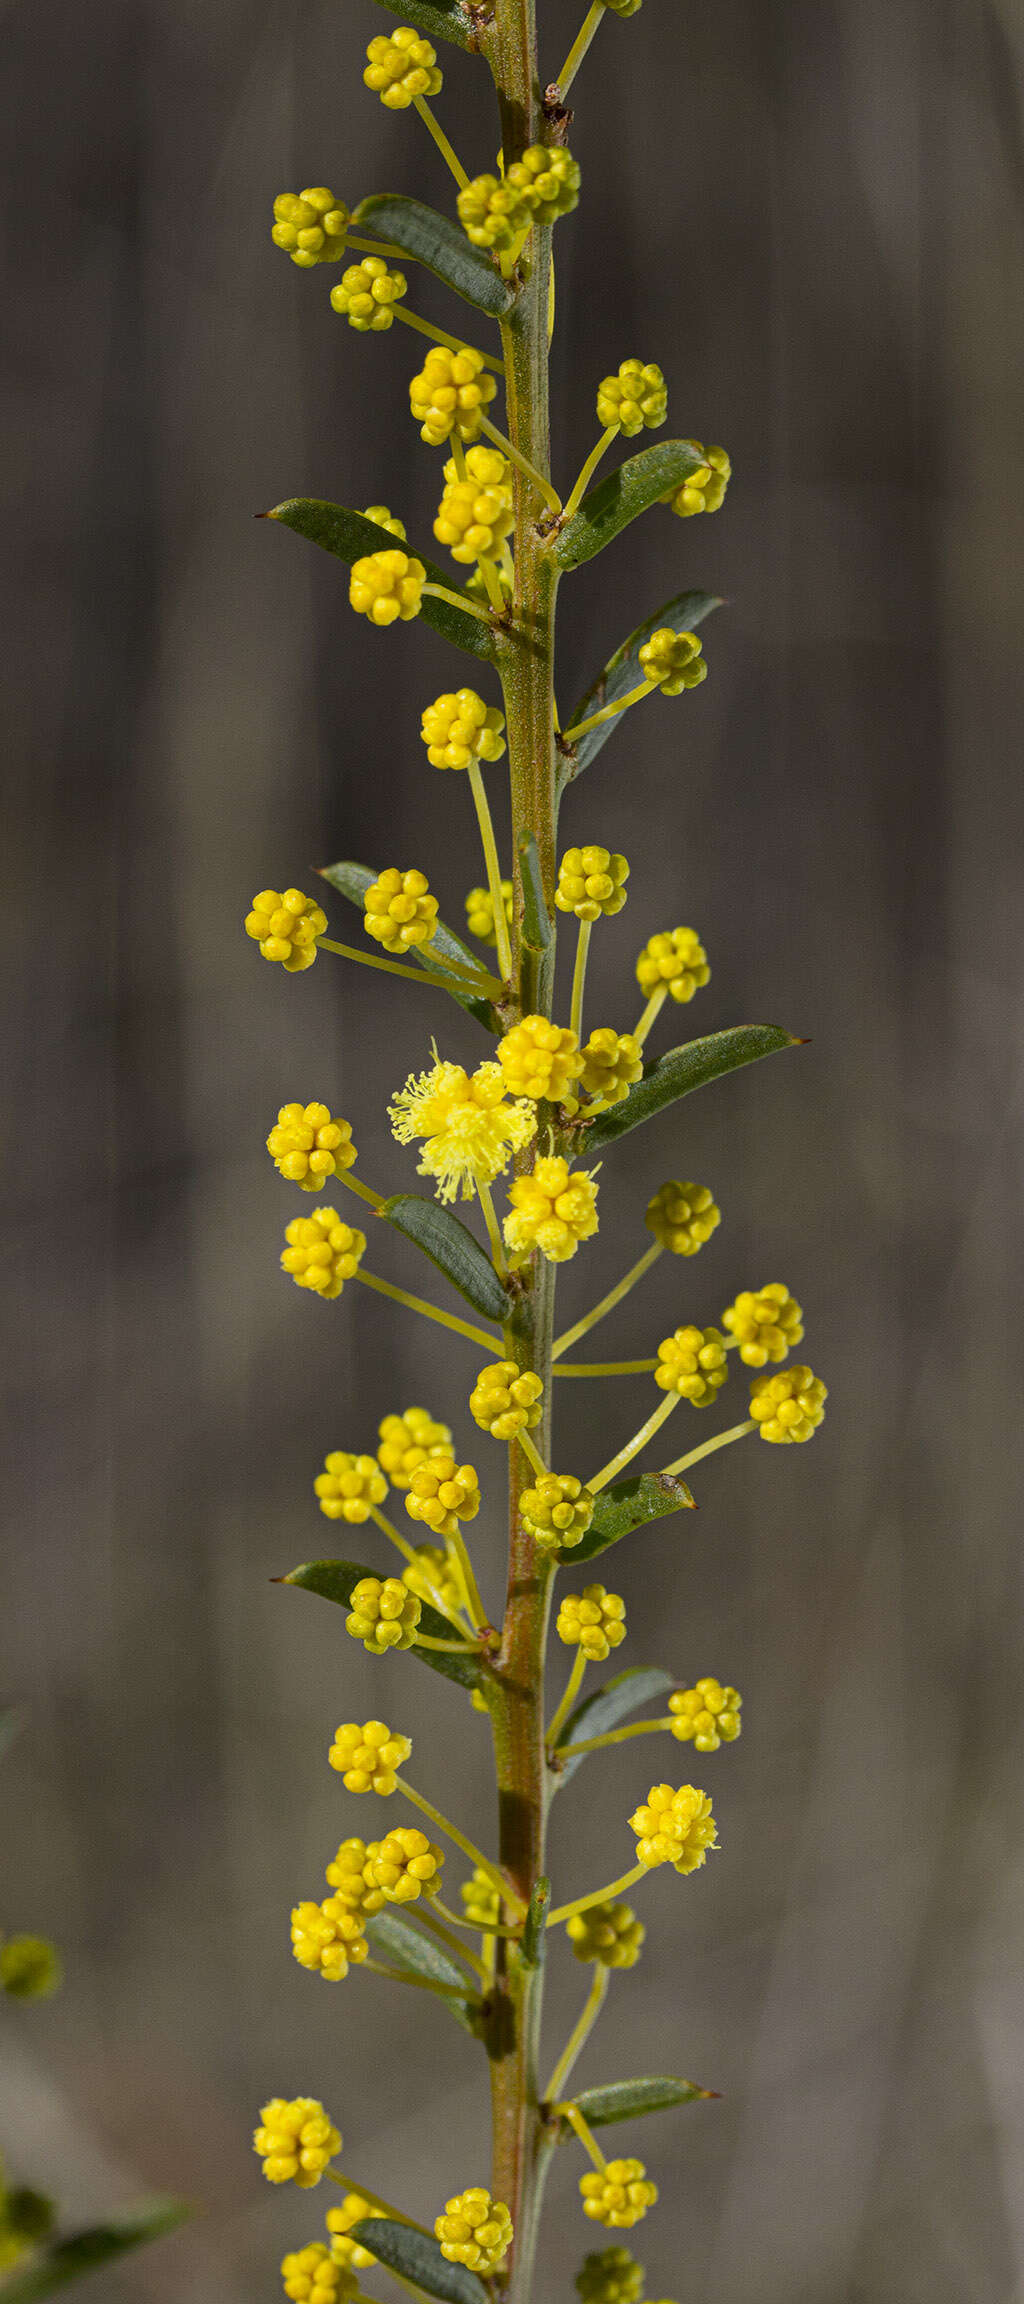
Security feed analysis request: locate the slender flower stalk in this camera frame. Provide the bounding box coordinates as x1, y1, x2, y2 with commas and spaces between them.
564, 678, 656, 746
353, 1269, 497, 1350
325, 2169, 429, 2235
394, 1778, 526, 1915
557, 0, 608, 95
553, 1358, 660, 1377
545, 1647, 587, 1751
412, 94, 470, 189
633, 984, 669, 1046
588, 1391, 681, 1494
569, 916, 592, 1042
391, 302, 506, 372
367, 1503, 472, 1633
552, 1244, 663, 1361
468, 758, 514, 982
562, 422, 619, 519
547, 1867, 649, 1929
317, 933, 497, 993
556, 1716, 677, 1761
662, 1419, 757, 1477
543, 1965, 609, 2104
478, 415, 562, 512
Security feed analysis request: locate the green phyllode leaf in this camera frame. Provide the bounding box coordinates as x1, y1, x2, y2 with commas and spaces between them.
556, 1665, 678, 1787
517, 832, 554, 952
561, 1472, 695, 1568
0, 2201, 189, 2304
370, 0, 478, 50
584, 1025, 802, 1147
266, 504, 494, 664
553, 442, 716, 572
519, 1875, 551, 1967
354, 195, 515, 318
382, 1195, 512, 1327
349, 2221, 489, 2304
281, 1561, 484, 1692
569, 2076, 716, 2127
364, 1909, 479, 2032
318, 860, 498, 1032
565, 589, 723, 775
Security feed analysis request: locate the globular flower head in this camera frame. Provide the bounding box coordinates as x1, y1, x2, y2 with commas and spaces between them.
723, 1283, 804, 1366
272, 188, 348, 267
268, 1104, 357, 1192
457, 173, 532, 250
363, 505, 406, 539
635, 926, 710, 1003
324, 1837, 376, 1913
281, 2243, 357, 2304
470, 1360, 544, 1440
254, 2099, 341, 2188
246, 888, 327, 971
377, 1406, 453, 1489
389, 1058, 536, 1205
669, 1679, 742, 1752
596, 361, 667, 437
465, 880, 514, 946
576, 2246, 646, 2304
629, 1782, 717, 1873
580, 2161, 657, 2230
345, 1575, 422, 1653
645, 1179, 720, 1255
519, 1472, 594, 1550
505, 1158, 599, 1265
421, 689, 506, 769
666, 442, 731, 518
750, 1364, 827, 1443
326, 2197, 377, 2273
434, 456, 514, 566
330, 258, 406, 331
409, 346, 497, 447
281, 1210, 366, 1299
506, 145, 581, 225
364, 866, 438, 953
655, 1325, 728, 1407
566, 1901, 645, 1970
578, 1029, 643, 1109
328, 1719, 411, 1794
497, 1016, 585, 1103
363, 27, 442, 107
557, 1585, 626, 1662
556, 846, 630, 921
290, 1897, 368, 1982
603, 0, 643, 13
406, 1454, 481, 1536
0, 1935, 61, 1999
402, 1543, 463, 1614
314, 1451, 388, 1524
364, 1826, 443, 1903
461, 1867, 501, 1930
436, 2190, 513, 2274
638, 627, 706, 694
349, 550, 425, 625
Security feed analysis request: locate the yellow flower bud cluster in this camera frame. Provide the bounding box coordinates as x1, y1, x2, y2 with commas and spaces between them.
390, 1058, 536, 1204
457, 174, 532, 250
723, 1283, 804, 1365
290, 1897, 369, 1981
556, 1585, 626, 1662
246, 888, 327, 971
603, 0, 643, 12
669, 1680, 741, 1751
314, 1451, 387, 1523
363, 505, 406, 538
269, 1104, 356, 1191
328, 1719, 411, 1793
272, 189, 348, 266
406, 1455, 481, 1535
435, 2190, 513, 2274
497, 1016, 585, 1102
505, 1158, 599, 1264
349, 549, 425, 625
556, 846, 630, 921
324, 1837, 376, 1912
506, 145, 581, 225
330, 258, 406, 331
410, 347, 497, 446
638, 627, 706, 694
566, 1901, 645, 1969
466, 880, 513, 945
377, 1406, 452, 1488
281, 2244, 356, 2303
461, 1867, 501, 1929
654, 1325, 728, 1406
519, 1472, 594, 1550
254, 2099, 341, 2187
580, 2161, 657, 2230
363, 28, 442, 106
364, 867, 438, 953
421, 689, 506, 769
576, 2247, 646, 2304
281, 1210, 366, 1298
635, 927, 710, 1003
596, 361, 667, 436
365, 1827, 443, 1902
629, 1783, 717, 1873
470, 1360, 544, 1439
326, 2197, 377, 2272
0, 1936, 61, 1998
667, 443, 731, 518
644, 1179, 720, 1254
578, 1029, 643, 1108
345, 1575, 422, 1653
402, 1544, 463, 1612
750, 1365, 827, 1442
434, 448, 514, 564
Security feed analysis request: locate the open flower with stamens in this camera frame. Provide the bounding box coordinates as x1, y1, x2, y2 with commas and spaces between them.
389, 1057, 535, 1204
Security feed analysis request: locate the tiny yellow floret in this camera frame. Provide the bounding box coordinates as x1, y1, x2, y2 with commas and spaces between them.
629, 1783, 717, 1873
281, 2242, 356, 2304
470, 1360, 544, 1440
638, 628, 706, 694
596, 361, 667, 436
406, 1454, 481, 1536
434, 449, 514, 564
281, 1209, 365, 1298
363, 1826, 443, 1903
635, 927, 710, 1003
363, 505, 406, 539
290, 1897, 369, 1982
345, 1575, 422, 1653
326, 2197, 377, 2272
457, 174, 532, 250
363, 27, 442, 107
402, 1543, 464, 1613
505, 1157, 599, 1264
254, 2098, 341, 2188
580, 2161, 657, 2230
465, 880, 513, 946
497, 1017, 585, 1103
578, 1030, 643, 1109
576, 2246, 646, 2304
330, 258, 407, 331
669, 1680, 742, 1751
328, 1719, 411, 1794
324, 1837, 376, 1913
314, 1451, 387, 1523
749, 1364, 827, 1442
0, 1936, 61, 1999
349, 550, 426, 625
435, 2189, 513, 2275
722, 1283, 804, 1366
377, 1406, 453, 1488
566, 1901, 645, 1970
644, 1180, 720, 1254
519, 1472, 594, 1550
390, 1058, 536, 1204
556, 846, 630, 921
246, 888, 327, 971
655, 1325, 728, 1407
272, 188, 348, 267
666, 442, 731, 518
409, 346, 497, 447
364, 866, 438, 954
421, 690, 506, 769
556, 1586, 626, 1663
461, 1868, 502, 1930
505, 145, 581, 224
268, 1104, 357, 1192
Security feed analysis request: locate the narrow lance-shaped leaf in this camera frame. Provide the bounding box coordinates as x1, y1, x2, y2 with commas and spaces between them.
553, 441, 713, 572
354, 195, 515, 319
265, 503, 494, 664
517, 830, 553, 952
382, 1194, 512, 1327
584, 1025, 802, 1147
318, 860, 498, 1033
349, 2221, 489, 2304
556, 1665, 678, 1787
280, 1561, 484, 1692
520, 1875, 551, 1967
564, 589, 723, 776
568, 2076, 717, 2127
561, 1472, 695, 1569
370, 0, 478, 50
364, 1909, 479, 2033
0, 2203, 190, 2304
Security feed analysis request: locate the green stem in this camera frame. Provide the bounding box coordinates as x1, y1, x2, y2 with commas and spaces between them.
479, 415, 562, 512
588, 1389, 681, 1493
662, 1418, 756, 1476
556, 1715, 674, 1760
421, 581, 496, 624
556, 0, 606, 93
547, 1863, 648, 1927
633, 983, 668, 1047
563, 677, 656, 745
412, 93, 471, 189
430, 1893, 523, 1941
336, 1169, 386, 1211
477, 1177, 509, 1276
448, 1524, 490, 1632
395, 1779, 526, 1913
569, 915, 592, 1042
558, 2102, 607, 2172
542, 1964, 609, 2103
468, 758, 514, 983
353, 1268, 498, 1351
516, 1426, 548, 1478
552, 1358, 659, 1377
317, 934, 492, 993
562, 423, 619, 520
545, 1646, 587, 1751
415, 1633, 484, 1652
552, 1242, 662, 1361
392, 302, 506, 373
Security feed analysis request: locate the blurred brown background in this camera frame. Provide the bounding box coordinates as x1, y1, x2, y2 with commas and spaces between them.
3, 1, 1023, 2299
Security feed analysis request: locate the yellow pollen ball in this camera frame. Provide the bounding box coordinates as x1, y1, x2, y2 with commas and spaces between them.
629, 1782, 717, 1873
497, 1015, 584, 1102
281, 1209, 366, 1299
635, 927, 710, 1003
579, 2161, 658, 2230
377, 1406, 453, 1488
363, 1826, 443, 1903
345, 1575, 421, 1654
556, 845, 630, 920
669, 1679, 742, 1752
644, 1180, 720, 1254
504, 1157, 599, 1265
566, 1901, 645, 1969
665, 441, 731, 518
328, 1719, 411, 1793
409, 346, 497, 447
246, 887, 327, 971
271, 188, 349, 267
654, 1325, 728, 1407
290, 1897, 369, 1981
465, 879, 513, 946
281, 2243, 356, 2304
749, 1364, 827, 1442
326, 2197, 377, 2272
470, 1360, 544, 1439
576, 2247, 647, 2304
519, 1472, 594, 1550
638, 627, 706, 694
330, 257, 407, 331
421, 689, 506, 769
405, 1454, 481, 1536
556, 1585, 626, 1662
389, 1057, 536, 1205
435, 2189, 513, 2275
722, 1283, 804, 1366
596, 361, 667, 437
314, 1451, 387, 1523
363, 867, 438, 954
254, 2098, 341, 2188
363, 28, 442, 107
268, 1102, 356, 1191
349, 550, 425, 626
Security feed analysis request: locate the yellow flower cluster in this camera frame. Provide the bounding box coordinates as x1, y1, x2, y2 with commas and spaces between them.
596, 361, 667, 436
0, 1936, 61, 1998
364, 866, 438, 953
578, 1029, 643, 1108
667, 443, 731, 518
556, 1585, 626, 1662
268, 1103, 356, 1191
505, 144, 581, 225
457, 174, 531, 250
326, 2197, 376, 2273
349, 549, 426, 625
363, 27, 442, 106
654, 1325, 728, 1406
644, 1179, 720, 1255
497, 1015, 584, 1101
328, 1719, 411, 1793
329, 258, 406, 330
406, 1455, 481, 1535
750, 1365, 827, 1443
281, 2244, 355, 2304
466, 880, 513, 945
434, 448, 514, 564
723, 1283, 803, 1365
290, 1897, 368, 1982
390, 1058, 535, 1203
555, 846, 630, 920
576, 2247, 646, 2304
470, 1360, 544, 1439
314, 1452, 387, 1522
635, 927, 710, 1003
325, 1837, 377, 1912
580, 2161, 657, 2230
254, 2099, 341, 2188
566, 1901, 645, 1969
603, 0, 643, 13
435, 2190, 513, 2274
638, 628, 706, 693
345, 1575, 421, 1653
246, 888, 327, 971
519, 1472, 594, 1549
421, 688, 506, 769
282, 1211, 366, 1298
629, 1783, 717, 1873
505, 1157, 599, 1263
365, 1827, 443, 1903
363, 505, 406, 538
669, 1680, 742, 1751
272, 189, 348, 266
410, 347, 497, 446
461, 1867, 501, 1929
402, 1544, 463, 1612
377, 1406, 452, 1487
